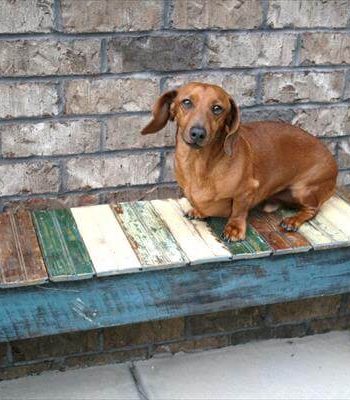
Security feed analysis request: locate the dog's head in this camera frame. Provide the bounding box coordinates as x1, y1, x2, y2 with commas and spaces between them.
141, 82, 240, 156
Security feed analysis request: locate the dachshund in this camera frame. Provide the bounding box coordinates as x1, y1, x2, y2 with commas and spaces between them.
141, 82, 338, 241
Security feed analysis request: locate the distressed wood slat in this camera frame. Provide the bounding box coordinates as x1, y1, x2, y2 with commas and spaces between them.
151, 199, 219, 264
207, 217, 272, 259
0, 211, 48, 288
317, 196, 350, 238
71, 205, 141, 276
112, 202, 188, 269
176, 198, 232, 262
32, 209, 94, 281
249, 211, 295, 255
267, 211, 312, 253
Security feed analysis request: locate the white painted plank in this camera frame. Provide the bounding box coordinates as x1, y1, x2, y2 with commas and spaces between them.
298, 221, 337, 250
151, 199, 218, 265
318, 196, 350, 238
176, 198, 232, 262
71, 205, 141, 276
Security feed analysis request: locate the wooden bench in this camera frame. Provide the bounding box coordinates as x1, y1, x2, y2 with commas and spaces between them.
1, 188, 350, 343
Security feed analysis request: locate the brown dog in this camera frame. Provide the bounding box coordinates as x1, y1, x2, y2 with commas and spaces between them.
141, 82, 338, 241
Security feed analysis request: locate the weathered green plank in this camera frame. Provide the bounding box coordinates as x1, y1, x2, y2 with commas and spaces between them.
32, 209, 94, 281
207, 217, 271, 259
114, 202, 189, 269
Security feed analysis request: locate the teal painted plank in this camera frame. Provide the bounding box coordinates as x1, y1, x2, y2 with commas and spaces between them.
32, 209, 94, 281
1, 246, 350, 342
114, 202, 189, 269
207, 217, 272, 259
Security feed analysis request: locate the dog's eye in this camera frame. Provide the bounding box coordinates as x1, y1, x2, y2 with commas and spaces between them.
182, 99, 193, 109
212, 105, 223, 115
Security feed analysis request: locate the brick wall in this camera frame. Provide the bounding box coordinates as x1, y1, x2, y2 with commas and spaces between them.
0, 0, 349, 210
1, 294, 350, 380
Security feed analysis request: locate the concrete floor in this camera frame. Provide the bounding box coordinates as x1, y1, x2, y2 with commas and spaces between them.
1, 331, 350, 400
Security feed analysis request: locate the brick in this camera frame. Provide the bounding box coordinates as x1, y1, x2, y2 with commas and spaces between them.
300, 33, 350, 65
60, 0, 161, 33
0, 343, 8, 368
103, 184, 182, 204
108, 35, 204, 73
242, 108, 296, 124
188, 306, 265, 336
0, 0, 54, 33
292, 107, 350, 137
162, 151, 176, 182
11, 331, 100, 363
310, 316, 350, 335
267, 0, 349, 28
65, 153, 161, 191
64, 348, 148, 369
104, 318, 184, 349
172, 0, 263, 29
1, 120, 101, 158
0, 360, 62, 381
65, 78, 159, 115
0, 82, 58, 119
207, 33, 296, 68
266, 296, 342, 325
338, 139, 350, 169
321, 139, 337, 157
153, 336, 229, 356
0, 161, 60, 196
337, 170, 350, 186
0, 40, 100, 77
164, 72, 256, 107
263, 71, 345, 104
105, 115, 176, 151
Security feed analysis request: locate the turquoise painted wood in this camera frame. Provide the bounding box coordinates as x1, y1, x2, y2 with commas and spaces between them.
32, 209, 94, 281
2, 246, 349, 342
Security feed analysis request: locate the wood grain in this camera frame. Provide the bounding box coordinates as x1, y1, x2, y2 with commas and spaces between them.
71, 205, 141, 276
207, 217, 272, 259
113, 202, 188, 269
0, 211, 48, 287
318, 196, 350, 238
32, 209, 94, 281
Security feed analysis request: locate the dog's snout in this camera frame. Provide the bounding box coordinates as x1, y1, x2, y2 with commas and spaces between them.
190, 126, 207, 143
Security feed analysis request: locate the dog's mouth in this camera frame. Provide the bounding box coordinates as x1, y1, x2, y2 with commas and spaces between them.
183, 140, 203, 150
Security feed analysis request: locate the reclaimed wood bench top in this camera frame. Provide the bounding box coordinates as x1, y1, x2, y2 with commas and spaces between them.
1, 188, 350, 289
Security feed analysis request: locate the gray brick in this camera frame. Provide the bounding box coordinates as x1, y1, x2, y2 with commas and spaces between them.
337, 170, 350, 186
0, 40, 100, 77
164, 72, 256, 107
0, 0, 54, 33
105, 115, 176, 151
338, 139, 350, 169
1, 120, 101, 158
207, 33, 296, 68
60, 0, 162, 33
0, 161, 60, 196
65, 78, 159, 115
300, 33, 350, 65
263, 71, 345, 104
267, 0, 349, 28
162, 150, 175, 182
172, 0, 263, 29
0, 83, 59, 119
65, 153, 161, 190
242, 109, 296, 124
108, 35, 204, 73
292, 107, 350, 137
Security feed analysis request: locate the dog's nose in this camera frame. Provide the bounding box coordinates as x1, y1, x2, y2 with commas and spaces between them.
189, 126, 207, 143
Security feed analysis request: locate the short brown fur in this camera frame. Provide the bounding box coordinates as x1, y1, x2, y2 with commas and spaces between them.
142, 82, 338, 241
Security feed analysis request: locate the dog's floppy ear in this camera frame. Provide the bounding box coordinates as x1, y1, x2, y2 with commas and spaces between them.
224, 97, 240, 156
141, 90, 178, 135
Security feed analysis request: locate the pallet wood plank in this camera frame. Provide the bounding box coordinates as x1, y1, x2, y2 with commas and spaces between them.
112, 202, 188, 269
207, 217, 272, 259
0, 211, 48, 287
71, 205, 141, 276
249, 211, 295, 255
151, 199, 219, 264
317, 196, 350, 238
176, 198, 232, 262
32, 209, 94, 281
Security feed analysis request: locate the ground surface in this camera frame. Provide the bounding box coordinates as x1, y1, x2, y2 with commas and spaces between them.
1, 331, 350, 400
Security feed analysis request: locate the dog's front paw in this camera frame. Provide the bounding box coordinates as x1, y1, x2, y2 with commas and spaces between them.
185, 208, 206, 220
280, 216, 299, 232
223, 223, 246, 242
